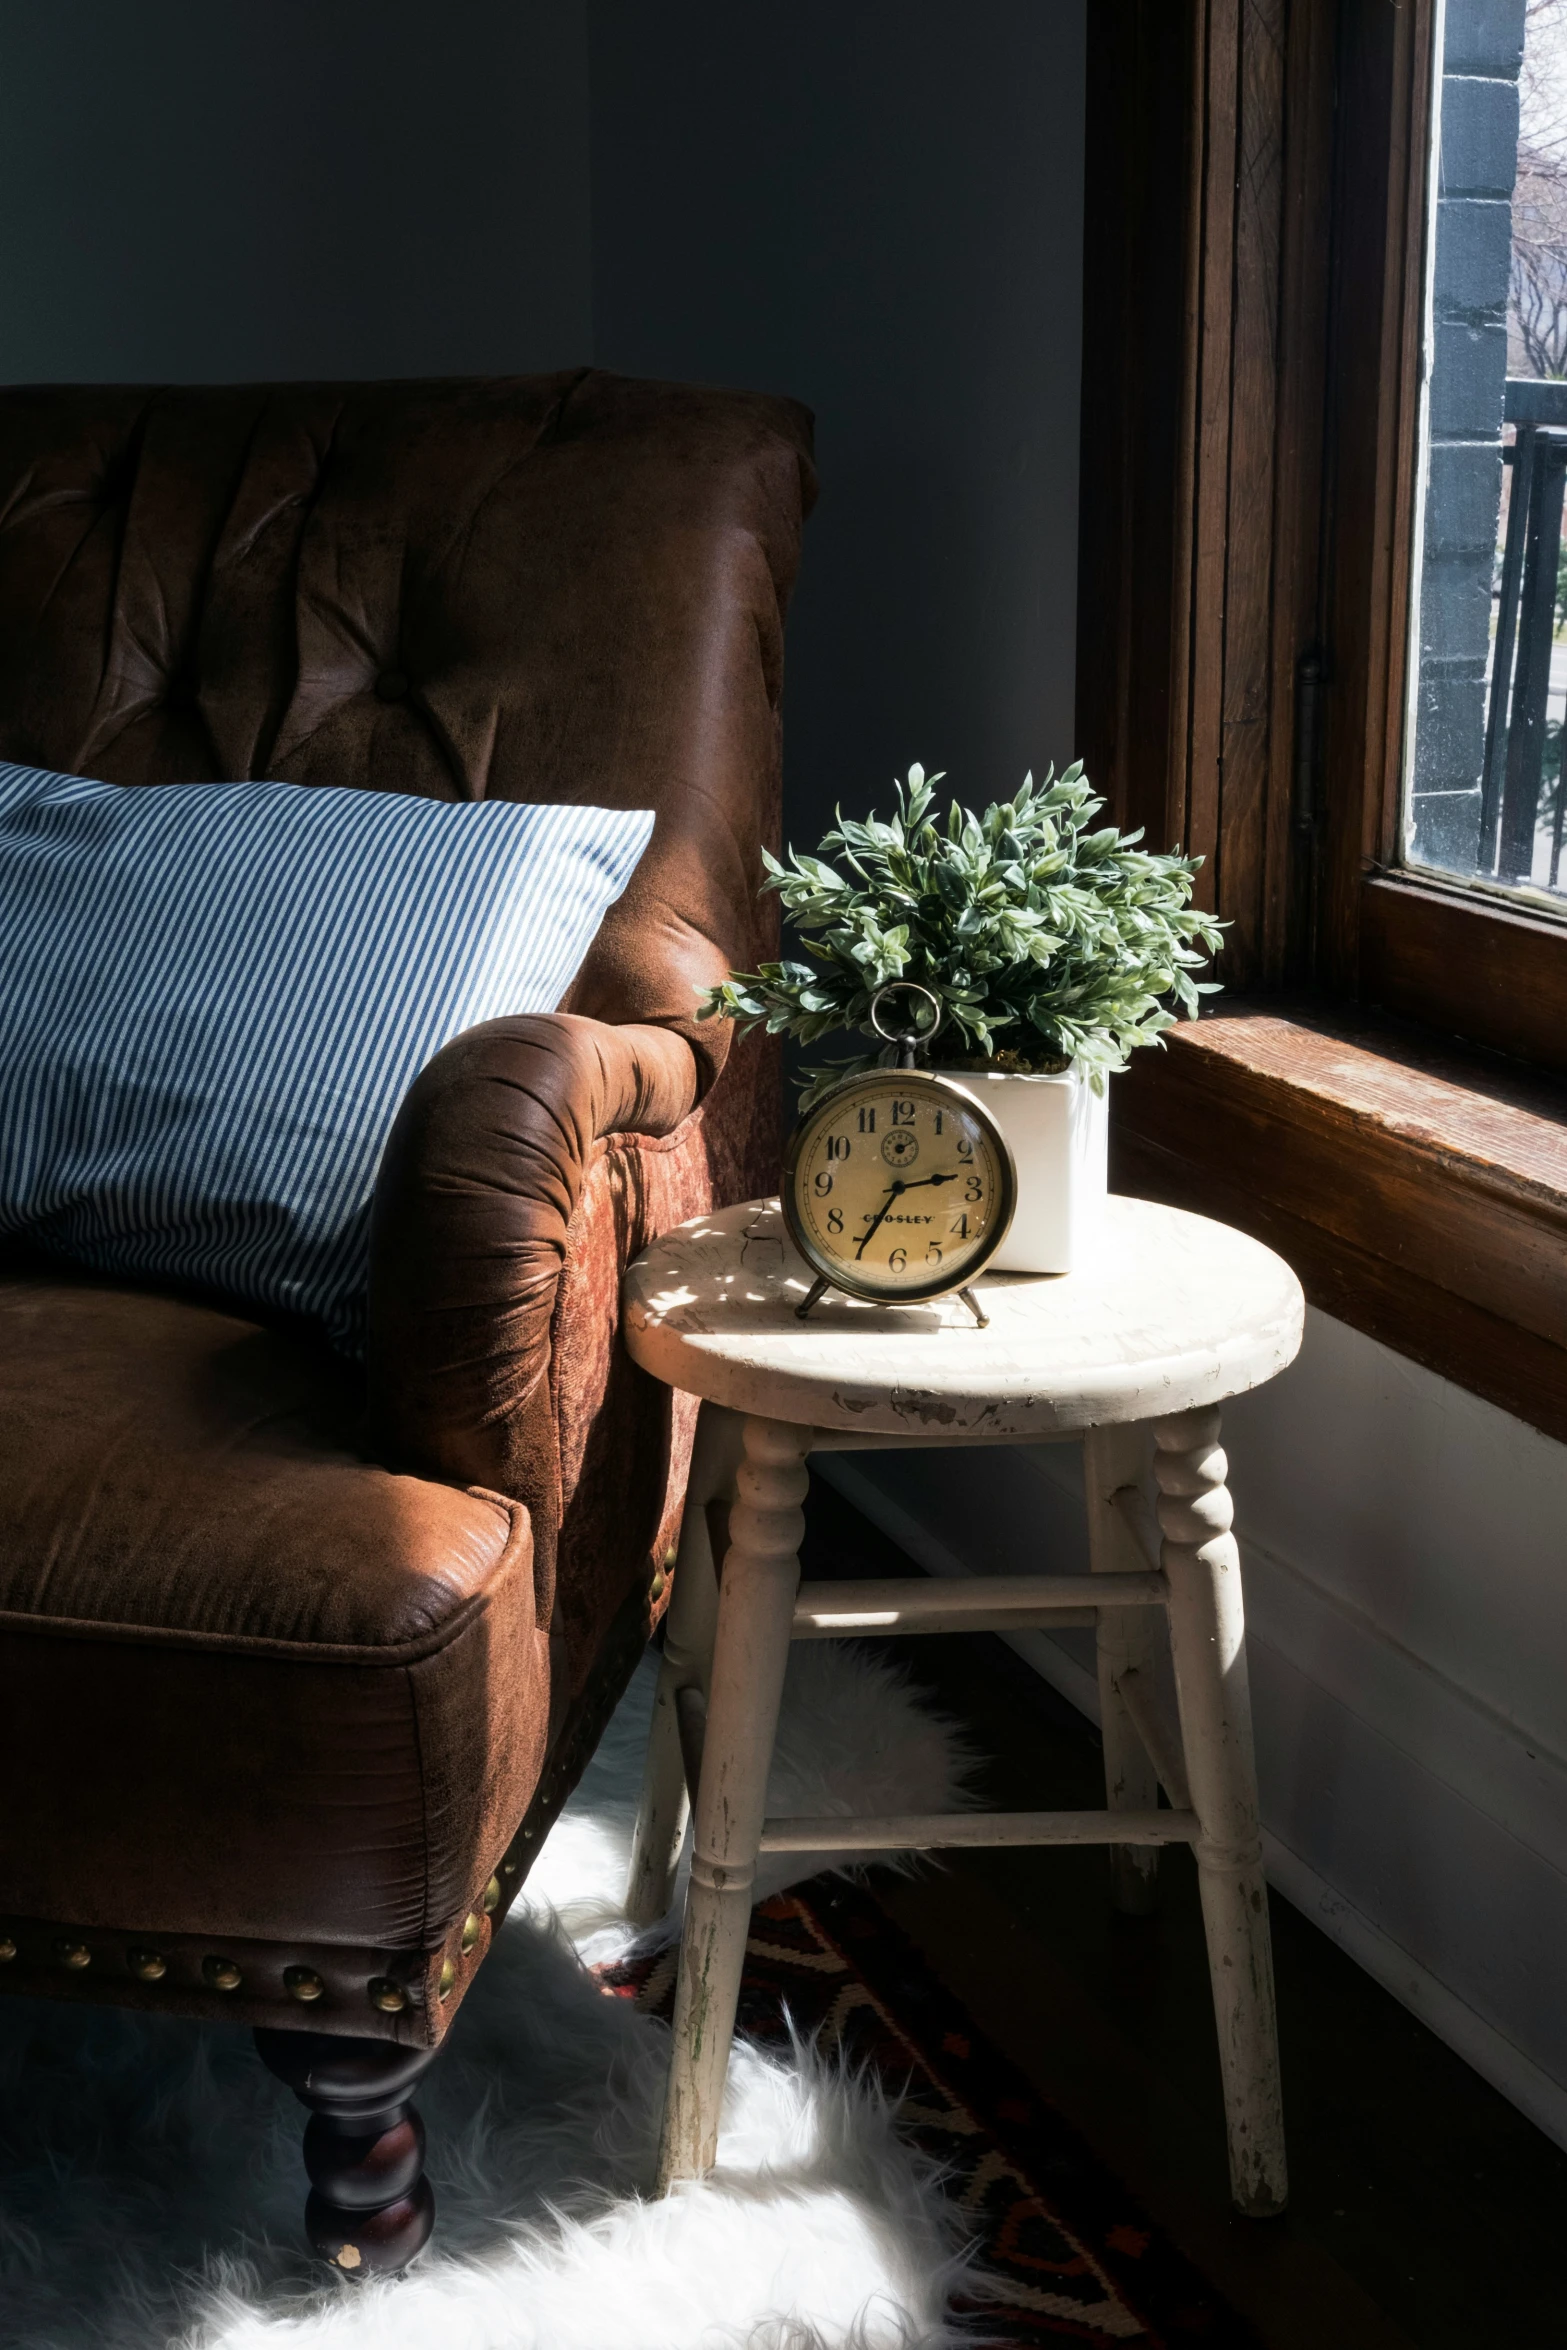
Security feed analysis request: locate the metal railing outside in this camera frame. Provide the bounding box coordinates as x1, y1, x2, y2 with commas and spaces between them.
1481, 378, 1567, 893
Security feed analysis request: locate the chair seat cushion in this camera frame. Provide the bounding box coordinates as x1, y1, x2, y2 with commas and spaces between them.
0, 1274, 549, 1956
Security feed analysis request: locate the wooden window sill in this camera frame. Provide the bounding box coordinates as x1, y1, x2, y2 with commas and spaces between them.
1111, 1007, 1567, 1444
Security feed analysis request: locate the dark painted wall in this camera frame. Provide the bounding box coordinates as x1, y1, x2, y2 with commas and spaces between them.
0, 0, 591, 381
589, 0, 1085, 851
0, 0, 1085, 855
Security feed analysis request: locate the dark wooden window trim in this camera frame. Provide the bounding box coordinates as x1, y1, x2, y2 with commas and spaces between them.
1112, 1007, 1567, 1443
1080, 1, 1567, 1433
1361, 875, 1567, 1078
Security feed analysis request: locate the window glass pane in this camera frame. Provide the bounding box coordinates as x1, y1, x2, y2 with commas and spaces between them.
1406, 0, 1567, 911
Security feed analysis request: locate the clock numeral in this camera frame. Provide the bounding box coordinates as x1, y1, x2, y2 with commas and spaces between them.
934, 1110, 945, 1135
955, 1135, 974, 1162
965, 1175, 983, 1202
826, 1207, 843, 1234
888, 1246, 907, 1272
950, 1212, 970, 1240
825, 1136, 851, 1161
926, 1242, 943, 1265
857, 1106, 877, 1133
891, 1098, 915, 1126
813, 1170, 833, 1196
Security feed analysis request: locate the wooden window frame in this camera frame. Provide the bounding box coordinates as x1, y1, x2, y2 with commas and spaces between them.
1079, 0, 1567, 1440
1317, 0, 1567, 1067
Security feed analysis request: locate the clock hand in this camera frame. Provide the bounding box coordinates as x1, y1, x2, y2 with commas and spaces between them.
853, 1179, 904, 1260
852, 1170, 974, 1263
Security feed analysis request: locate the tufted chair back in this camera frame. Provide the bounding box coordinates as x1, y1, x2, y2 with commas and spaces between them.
0, 370, 816, 1084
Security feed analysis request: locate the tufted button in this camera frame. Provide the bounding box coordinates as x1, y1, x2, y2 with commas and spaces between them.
283, 1965, 325, 2003
375, 669, 409, 702
203, 1955, 242, 1992
56, 1940, 91, 1971
0, 1935, 16, 1964
368, 1976, 407, 2014
128, 1948, 166, 1981
165, 677, 199, 710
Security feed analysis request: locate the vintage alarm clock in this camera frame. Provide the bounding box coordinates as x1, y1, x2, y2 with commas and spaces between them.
781, 983, 1017, 1326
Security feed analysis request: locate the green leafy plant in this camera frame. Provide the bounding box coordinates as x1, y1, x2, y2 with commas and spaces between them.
698, 763, 1224, 1105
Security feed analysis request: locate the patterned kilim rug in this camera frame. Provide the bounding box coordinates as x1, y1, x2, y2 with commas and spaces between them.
603, 1878, 1262, 2350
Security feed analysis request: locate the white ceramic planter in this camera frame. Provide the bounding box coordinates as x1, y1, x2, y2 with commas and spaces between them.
933, 1063, 1109, 1273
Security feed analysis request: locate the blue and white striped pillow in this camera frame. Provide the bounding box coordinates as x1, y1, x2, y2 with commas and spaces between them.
0, 763, 653, 1353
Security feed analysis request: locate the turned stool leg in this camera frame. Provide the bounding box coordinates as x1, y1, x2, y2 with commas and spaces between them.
627, 1404, 743, 1926
656, 1413, 809, 2189
1085, 1422, 1161, 1915
1154, 1406, 1287, 2216
254, 2029, 439, 2273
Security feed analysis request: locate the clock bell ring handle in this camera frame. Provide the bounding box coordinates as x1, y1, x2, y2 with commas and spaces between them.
868, 981, 943, 1072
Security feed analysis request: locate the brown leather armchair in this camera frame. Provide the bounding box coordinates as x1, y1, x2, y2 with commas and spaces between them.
0, 372, 814, 2269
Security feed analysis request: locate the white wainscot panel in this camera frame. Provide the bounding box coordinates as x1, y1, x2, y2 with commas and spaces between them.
1223, 1308, 1567, 1753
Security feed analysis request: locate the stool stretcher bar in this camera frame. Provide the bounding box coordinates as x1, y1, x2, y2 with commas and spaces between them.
758, 1807, 1201, 1852
791, 1571, 1166, 1638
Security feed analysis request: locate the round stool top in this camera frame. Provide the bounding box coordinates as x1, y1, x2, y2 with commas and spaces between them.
623, 1196, 1303, 1439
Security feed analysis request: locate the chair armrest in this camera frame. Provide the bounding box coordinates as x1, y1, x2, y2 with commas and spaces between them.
365, 1012, 700, 1498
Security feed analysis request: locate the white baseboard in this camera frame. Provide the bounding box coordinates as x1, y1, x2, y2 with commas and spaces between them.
1257, 1830, 1567, 2151
813, 1447, 1567, 2154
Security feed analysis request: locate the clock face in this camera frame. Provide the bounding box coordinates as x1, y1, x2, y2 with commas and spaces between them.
783, 1072, 1014, 1301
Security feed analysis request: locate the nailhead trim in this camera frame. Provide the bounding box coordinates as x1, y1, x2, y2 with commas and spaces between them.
0, 1927, 430, 2026
0, 1583, 656, 2030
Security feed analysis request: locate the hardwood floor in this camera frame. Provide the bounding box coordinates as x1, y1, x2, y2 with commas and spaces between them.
800, 1479, 1567, 2350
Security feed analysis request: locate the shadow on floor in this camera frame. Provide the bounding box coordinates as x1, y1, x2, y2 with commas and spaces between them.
800, 1477, 1566, 2350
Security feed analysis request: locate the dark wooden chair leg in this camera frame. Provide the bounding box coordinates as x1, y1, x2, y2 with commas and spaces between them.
255, 2028, 439, 2274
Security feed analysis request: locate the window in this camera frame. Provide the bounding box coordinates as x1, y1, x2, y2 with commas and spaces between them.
1081, 0, 1567, 1080
1079, 1, 1567, 1439
1406, 0, 1567, 910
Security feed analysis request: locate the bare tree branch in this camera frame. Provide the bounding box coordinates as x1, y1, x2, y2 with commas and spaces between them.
1510, 7, 1567, 374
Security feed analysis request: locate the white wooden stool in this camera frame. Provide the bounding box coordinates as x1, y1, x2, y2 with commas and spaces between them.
622, 1194, 1304, 2216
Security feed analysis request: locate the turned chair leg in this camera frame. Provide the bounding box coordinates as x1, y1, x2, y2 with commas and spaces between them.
1154, 1405, 1288, 2217
1085, 1422, 1162, 1916
255, 2029, 439, 2273
626, 1403, 743, 1927
656, 1413, 809, 2189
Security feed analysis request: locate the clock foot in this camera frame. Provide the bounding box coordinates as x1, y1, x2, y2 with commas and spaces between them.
795, 1275, 831, 1321
959, 1286, 990, 1328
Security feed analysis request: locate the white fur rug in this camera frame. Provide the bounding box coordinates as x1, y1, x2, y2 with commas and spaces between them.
0, 1644, 981, 2350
